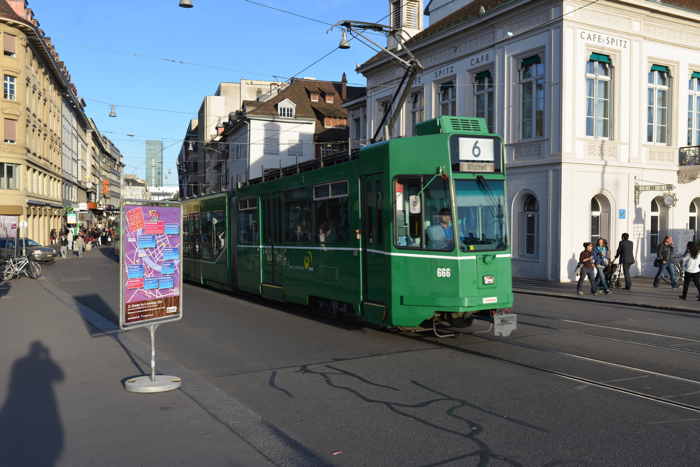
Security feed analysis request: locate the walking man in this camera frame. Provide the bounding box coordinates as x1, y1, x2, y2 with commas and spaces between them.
614, 233, 635, 290
577, 242, 597, 296
74, 234, 85, 258
653, 235, 678, 288
679, 243, 700, 300
59, 234, 68, 258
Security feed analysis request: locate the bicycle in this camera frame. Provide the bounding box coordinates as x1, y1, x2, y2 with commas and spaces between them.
657, 255, 683, 286
1, 255, 41, 280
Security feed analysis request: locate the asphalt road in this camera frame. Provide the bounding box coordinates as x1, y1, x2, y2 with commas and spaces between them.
43, 249, 700, 466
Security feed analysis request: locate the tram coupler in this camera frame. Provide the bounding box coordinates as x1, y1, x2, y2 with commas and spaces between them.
491, 309, 517, 337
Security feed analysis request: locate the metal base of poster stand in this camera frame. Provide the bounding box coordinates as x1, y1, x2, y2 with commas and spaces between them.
124, 324, 182, 394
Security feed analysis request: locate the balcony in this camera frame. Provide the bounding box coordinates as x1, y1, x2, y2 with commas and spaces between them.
679, 146, 700, 183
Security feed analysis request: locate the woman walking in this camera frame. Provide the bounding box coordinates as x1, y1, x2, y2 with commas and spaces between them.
593, 238, 611, 294
679, 243, 700, 300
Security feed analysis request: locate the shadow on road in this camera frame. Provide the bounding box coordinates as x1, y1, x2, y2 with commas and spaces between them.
0, 341, 64, 467
97, 246, 118, 263
0, 279, 10, 298
75, 293, 119, 331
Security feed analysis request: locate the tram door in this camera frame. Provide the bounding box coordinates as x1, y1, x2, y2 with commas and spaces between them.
362, 174, 387, 304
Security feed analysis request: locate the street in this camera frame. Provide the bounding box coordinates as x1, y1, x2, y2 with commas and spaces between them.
2, 249, 700, 466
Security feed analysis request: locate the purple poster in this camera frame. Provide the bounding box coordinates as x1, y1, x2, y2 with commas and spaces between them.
120, 203, 182, 329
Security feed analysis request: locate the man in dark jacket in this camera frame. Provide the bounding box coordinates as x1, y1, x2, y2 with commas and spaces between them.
653, 235, 677, 288
614, 233, 635, 290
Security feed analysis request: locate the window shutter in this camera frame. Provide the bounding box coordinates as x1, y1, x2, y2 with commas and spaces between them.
4, 118, 16, 140
651, 64, 670, 73
4, 34, 15, 54
589, 53, 611, 64
692, 71, 700, 79
521, 55, 541, 67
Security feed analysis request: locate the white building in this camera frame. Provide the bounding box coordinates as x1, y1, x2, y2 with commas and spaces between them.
219, 77, 363, 186
355, 0, 700, 281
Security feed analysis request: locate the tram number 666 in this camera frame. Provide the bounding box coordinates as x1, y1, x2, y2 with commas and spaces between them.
436, 267, 452, 278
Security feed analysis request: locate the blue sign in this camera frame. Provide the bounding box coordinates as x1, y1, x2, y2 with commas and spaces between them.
163, 248, 179, 261
143, 278, 159, 290
160, 262, 175, 275
618, 209, 626, 220
137, 234, 157, 249
159, 277, 175, 289
127, 264, 144, 279
165, 223, 179, 235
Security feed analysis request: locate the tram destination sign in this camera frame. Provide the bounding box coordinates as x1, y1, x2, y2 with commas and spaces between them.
119, 200, 183, 330
452, 136, 498, 172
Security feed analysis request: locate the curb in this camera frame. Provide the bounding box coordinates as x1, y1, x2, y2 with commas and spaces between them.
513, 288, 700, 314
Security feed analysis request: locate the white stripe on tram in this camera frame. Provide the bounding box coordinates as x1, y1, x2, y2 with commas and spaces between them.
236, 245, 510, 260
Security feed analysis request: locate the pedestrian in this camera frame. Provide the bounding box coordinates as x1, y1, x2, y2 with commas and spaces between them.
49, 228, 57, 246
679, 242, 700, 300
59, 234, 68, 258
74, 234, 85, 257
653, 235, 678, 288
577, 242, 597, 296
614, 233, 635, 290
593, 238, 611, 294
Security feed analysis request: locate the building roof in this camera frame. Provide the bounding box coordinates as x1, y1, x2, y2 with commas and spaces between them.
0, 0, 31, 26
359, 0, 518, 71
242, 77, 365, 140
359, 0, 700, 71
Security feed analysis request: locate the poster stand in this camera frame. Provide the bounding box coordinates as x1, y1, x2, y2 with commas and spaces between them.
119, 200, 184, 394
124, 324, 181, 393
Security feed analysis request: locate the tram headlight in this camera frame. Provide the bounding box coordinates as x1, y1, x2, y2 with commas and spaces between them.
483, 275, 495, 285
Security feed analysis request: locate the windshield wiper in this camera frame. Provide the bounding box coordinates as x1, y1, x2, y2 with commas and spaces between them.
475, 176, 501, 219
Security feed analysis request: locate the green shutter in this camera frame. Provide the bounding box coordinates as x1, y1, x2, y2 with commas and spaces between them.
474, 70, 492, 81
589, 53, 611, 64
521, 55, 541, 67
651, 64, 670, 73
692, 71, 700, 79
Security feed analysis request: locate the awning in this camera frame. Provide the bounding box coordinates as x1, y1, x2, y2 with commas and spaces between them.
651, 64, 670, 73
522, 55, 541, 67
589, 53, 611, 64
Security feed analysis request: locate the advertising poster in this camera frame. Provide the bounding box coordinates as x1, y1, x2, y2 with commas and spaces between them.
119, 201, 183, 330
0, 215, 18, 257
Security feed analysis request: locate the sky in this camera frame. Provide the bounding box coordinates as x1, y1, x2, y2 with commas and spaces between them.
31, 0, 394, 185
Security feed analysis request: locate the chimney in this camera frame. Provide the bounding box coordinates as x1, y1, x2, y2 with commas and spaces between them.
387, 0, 424, 50
341, 72, 348, 101
6, 0, 29, 20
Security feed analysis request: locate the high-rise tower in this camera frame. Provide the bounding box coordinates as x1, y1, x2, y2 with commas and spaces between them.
145, 140, 163, 187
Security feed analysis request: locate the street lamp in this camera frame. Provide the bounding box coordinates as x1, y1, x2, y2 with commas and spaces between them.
178, 0, 193, 7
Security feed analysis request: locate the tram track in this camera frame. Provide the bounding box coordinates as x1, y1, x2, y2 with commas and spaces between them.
402, 325, 700, 416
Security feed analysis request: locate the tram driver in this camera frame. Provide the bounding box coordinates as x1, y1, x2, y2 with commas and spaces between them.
426, 208, 454, 250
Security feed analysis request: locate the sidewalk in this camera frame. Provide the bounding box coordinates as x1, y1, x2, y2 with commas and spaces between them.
0, 253, 322, 467
513, 276, 700, 313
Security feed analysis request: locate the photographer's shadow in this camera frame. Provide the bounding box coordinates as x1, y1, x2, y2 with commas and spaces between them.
0, 341, 64, 467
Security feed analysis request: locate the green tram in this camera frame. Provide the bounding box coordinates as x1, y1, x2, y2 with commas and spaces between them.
183, 116, 516, 335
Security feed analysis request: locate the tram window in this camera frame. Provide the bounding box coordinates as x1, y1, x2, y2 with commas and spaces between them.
284, 188, 312, 242
313, 180, 349, 243
238, 199, 258, 245
394, 175, 453, 251
183, 212, 201, 258
263, 198, 283, 244
200, 210, 225, 260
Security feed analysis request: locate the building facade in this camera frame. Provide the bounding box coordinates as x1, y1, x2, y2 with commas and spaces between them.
145, 139, 163, 187
0, 1, 68, 245
356, 0, 700, 281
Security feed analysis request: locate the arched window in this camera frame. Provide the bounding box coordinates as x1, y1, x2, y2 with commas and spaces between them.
523, 194, 538, 256
590, 195, 611, 243
691, 200, 699, 241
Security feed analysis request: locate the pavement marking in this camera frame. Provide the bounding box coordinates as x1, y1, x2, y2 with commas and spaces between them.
562, 319, 700, 344
602, 375, 651, 384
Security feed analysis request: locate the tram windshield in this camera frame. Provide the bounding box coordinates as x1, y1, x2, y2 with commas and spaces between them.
455, 178, 508, 252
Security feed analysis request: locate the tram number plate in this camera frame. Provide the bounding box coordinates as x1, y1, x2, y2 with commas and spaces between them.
436, 267, 452, 278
